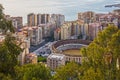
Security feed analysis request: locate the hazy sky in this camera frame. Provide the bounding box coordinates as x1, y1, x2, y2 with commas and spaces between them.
0, 0, 120, 24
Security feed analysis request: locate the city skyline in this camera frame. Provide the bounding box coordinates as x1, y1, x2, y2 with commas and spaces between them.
0, 0, 120, 24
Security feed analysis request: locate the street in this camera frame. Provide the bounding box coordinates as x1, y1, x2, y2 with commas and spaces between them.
29, 37, 54, 53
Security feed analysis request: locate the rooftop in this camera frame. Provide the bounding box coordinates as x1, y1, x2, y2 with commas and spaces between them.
48, 53, 65, 60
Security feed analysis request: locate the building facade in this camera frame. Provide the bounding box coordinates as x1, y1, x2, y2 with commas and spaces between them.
16, 31, 30, 65
78, 11, 96, 23
61, 22, 71, 40
25, 53, 37, 64
27, 13, 37, 26
47, 53, 65, 70
27, 26, 43, 45
37, 14, 50, 25
11, 17, 23, 29
54, 28, 61, 41
88, 22, 101, 40
51, 14, 65, 28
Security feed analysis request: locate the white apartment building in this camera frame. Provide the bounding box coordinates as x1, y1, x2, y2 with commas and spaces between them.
37, 14, 50, 25
39, 23, 53, 38
51, 14, 65, 28
47, 53, 65, 70
27, 26, 42, 45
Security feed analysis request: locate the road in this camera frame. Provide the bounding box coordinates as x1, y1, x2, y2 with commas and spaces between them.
29, 38, 53, 52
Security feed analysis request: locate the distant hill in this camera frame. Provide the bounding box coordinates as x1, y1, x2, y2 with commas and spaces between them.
105, 4, 120, 8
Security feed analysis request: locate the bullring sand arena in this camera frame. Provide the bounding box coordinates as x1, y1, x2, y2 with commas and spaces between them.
52, 39, 91, 57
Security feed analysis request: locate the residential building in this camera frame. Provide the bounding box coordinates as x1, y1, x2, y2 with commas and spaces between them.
83, 23, 89, 39
25, 53, 37, 64
20, 26, 43, 46
37, 14, 41, 25
4, 15, 23, 30
44, 23, 52, 38
71, 20, 84, 37
61, 22, 71, 40
41, 14, 50, 24
88, 22, 101, 40
112, 9, 120, 15
11, 17, 23, 29
27, 26, 43, 45
47, 53, 65, 70
60, 20, 85, 40
16, 31, 30, 65
27, 13, 37, 26
54, 28, 61, 41
78, 11, 96, 23
51, 14, 65, 28
39, 23, 52, 38
97, 14, 114, 23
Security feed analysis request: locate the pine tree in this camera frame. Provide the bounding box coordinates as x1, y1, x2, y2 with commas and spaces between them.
80, 25, 120, 80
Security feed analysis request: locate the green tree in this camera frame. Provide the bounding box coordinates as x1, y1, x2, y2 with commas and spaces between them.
0, 4, 15, 34
0, 4, 3, 18
80, 25, 120, 80
0, 4, 22, 80
0, 34, 22, 75
38, 56, 47, 62
53, 62, 79, 80
0, 73, 12, 80
15, 64, 52, 80
80, 67, 104, 80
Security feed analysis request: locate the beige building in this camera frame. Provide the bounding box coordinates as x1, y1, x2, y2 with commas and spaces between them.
11, 17, 23, 29
61, 22, 71, 40
71, 20, 84, 37
83, 23, 89, 37
16, 29, 39, 65
60, 20, 85, 40
54, 28, 61, 41
112, 9, 120, 15
39, 22, 56, 38
88, 22, 101, 40
47, 53, 65, 70
78, 11, 96, 23
25, 53, 37, 64
37, 14, 50, 25
16, 31, 30, 65
21, 26, 43, 45
27, 13, 37, 26
4, 15, 23, 29
0, 30, 30, 65
51, 14, 65, 28
0, 32, 30, 65
28, 26, 42, 45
